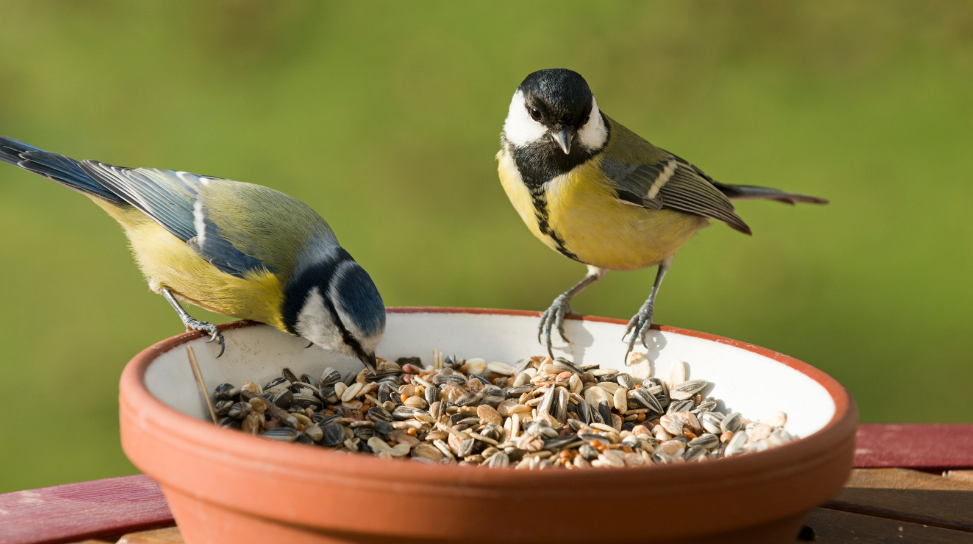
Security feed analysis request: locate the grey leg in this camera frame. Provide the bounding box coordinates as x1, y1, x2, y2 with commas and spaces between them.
162, 288, 225, 357
622, 256, 673, 361
538, 265, 608, 357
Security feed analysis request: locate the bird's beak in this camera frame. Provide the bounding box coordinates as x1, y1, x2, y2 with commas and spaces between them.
358, 351, 378, 373
552, 129, 573, 154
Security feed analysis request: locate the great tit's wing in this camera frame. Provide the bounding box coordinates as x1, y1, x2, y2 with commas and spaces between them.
79, 162, 270, 277
600, 116, 751, 234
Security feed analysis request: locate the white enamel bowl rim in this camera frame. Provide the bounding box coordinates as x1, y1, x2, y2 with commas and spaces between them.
121, 307, 858, 486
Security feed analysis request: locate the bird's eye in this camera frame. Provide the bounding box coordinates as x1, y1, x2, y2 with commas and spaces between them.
529, 106, 541, 121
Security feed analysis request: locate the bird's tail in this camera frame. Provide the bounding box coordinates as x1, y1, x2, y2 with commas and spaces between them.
713, 182, 829, 205
0, 136, 124, 204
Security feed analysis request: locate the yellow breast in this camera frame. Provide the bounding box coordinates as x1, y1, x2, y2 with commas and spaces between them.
96, 199, 287, 332
497, 148, 707, 271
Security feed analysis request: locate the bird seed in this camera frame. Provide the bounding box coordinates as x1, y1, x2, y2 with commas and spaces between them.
207, 355, 797, 469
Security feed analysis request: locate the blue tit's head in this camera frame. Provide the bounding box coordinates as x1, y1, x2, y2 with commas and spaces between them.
282, 247, 386, 372
503, 68, 608, 158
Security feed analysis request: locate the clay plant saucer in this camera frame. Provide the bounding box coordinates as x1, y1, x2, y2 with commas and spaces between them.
119, 307, 857, 544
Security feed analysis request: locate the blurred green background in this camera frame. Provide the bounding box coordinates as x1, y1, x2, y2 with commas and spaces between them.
0, 0, 970, 493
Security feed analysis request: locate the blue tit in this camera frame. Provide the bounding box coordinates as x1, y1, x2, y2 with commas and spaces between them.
0, 137, 385, 370
496, 69, 828, 359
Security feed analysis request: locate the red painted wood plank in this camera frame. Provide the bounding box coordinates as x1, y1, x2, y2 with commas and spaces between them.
855, 424, 973, 470
0, 475, 173, 544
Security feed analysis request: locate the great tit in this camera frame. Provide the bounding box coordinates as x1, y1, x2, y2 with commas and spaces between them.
0, 137, 385, 370
497, 69, 827, 359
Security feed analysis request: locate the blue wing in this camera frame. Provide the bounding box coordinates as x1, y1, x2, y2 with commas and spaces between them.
79, 161, 269, 277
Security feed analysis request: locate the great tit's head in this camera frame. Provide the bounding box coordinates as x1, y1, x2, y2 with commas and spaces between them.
503, 69, 608, 155
282, 246, 386, 372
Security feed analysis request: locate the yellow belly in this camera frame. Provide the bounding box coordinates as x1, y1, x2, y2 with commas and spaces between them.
497, 148, 706, 271
97, 200, 287, 331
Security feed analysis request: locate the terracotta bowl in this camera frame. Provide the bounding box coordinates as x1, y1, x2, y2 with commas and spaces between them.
120, 308, 857, 544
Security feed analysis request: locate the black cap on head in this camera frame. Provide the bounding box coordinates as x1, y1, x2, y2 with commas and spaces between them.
518, 69, 593, 129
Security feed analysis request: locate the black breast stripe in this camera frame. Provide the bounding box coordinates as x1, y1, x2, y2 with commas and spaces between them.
510, 140, 593, 263
526, 184, 580, 261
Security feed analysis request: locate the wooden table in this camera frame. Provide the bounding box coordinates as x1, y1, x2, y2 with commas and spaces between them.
2, 424, 971, 544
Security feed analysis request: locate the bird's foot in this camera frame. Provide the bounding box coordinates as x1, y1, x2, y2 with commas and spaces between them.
622, 301, 654, 361
185, 318, 225, 358
538, 294, 574, 358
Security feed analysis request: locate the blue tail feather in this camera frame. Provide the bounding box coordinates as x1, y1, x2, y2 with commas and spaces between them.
0, 136, 43, 164
0, 137, 125, 204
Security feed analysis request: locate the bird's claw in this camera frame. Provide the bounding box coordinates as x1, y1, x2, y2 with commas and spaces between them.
538, 294, 573, 358
186, 319, 225, 358
622, 302, 654, 361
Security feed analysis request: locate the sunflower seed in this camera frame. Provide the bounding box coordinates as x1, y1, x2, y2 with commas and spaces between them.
554, 358, 585, 375
425, 384, 439, 405
392, 406, 420, 420
484, 452, 509, 468
632, 388, 663, 413
213, 383, 239, 400
725, 430, 748, 456
721, 412, 743, 433
667, 399, 695, 414
291, 393, 323, 411
543, 436, 582, 450
693, 398, 718, 413
537, 387, 556, 417
553, 388, 568, 423
615, 373, 637, 389
227, 401, 251, 419
683, 445, 706, 461
317, 423, 344, 446
281, 368, 299, 384
270, 389, 293, 410
214, 399, 234, 417
367, 406, 393, 422
264, 377, 291, 392
689, 433, 720, 450
670, 379, 708, 400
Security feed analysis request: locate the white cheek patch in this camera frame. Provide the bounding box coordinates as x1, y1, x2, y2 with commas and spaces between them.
294, 287, 345, 353
502, 90, 548, 147
577, 97, 608, 151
